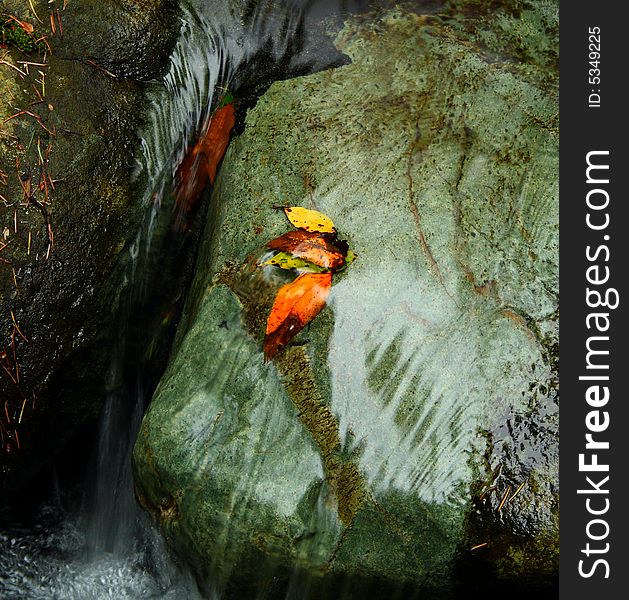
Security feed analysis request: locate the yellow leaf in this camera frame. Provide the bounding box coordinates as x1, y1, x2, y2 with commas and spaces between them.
283, 206, 336, 233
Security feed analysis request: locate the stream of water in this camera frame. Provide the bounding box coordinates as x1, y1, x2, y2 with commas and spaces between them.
0, 1, 369, 597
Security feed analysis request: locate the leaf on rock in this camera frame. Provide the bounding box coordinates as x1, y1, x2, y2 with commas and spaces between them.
264, 272, 332, 360
345, 249, 358, 265
261, 251, 327, 273
266, 230, 346, 271
204, 103, 236, 185
6, 15, 34, 34
283, 206, 336, 233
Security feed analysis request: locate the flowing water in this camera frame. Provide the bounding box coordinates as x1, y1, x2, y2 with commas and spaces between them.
0, 1, 372, 597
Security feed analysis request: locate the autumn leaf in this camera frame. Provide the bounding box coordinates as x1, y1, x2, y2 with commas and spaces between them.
283, 206, 336, 233
266, 230, 347, 271
261, 251, 327, 273
204, 103, 236, 185
264, 272, 332, 360
345, 249, 358, 265
6, 15, 34, 34
174, 102, 235, 217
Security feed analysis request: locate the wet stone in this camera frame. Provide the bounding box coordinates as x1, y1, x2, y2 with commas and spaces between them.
133, 3, 558, 595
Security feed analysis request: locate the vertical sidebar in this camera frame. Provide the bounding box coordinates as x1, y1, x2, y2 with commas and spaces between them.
560, 3, 628, 598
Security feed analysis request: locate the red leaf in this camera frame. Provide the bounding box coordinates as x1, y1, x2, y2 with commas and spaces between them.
174, 102, 235, 218
264, 272, 332, 360
266, 230, 347, 270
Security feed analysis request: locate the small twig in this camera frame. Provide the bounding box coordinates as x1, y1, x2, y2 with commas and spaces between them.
86, 59, 117, 79
0, 59, 27, 78
3, 109, 55, 136
35, 36, 52, 54
17, 60, 48, 67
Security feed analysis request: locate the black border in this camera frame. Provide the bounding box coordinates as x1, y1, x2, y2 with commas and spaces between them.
560, 3, 628, 597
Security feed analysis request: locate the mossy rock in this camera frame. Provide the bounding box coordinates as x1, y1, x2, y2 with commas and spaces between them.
134, 2, 558, 596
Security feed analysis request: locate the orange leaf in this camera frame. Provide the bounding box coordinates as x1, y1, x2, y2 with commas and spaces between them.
264, 272, 332, 360
6, 15, 34, 34
203, 103, 236, 185
174, 102, 235, 218
266, 230, 347, 271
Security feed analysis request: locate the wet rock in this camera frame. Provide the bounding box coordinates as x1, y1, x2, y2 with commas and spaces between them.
134, 2, 558, 595
52, 0, 179, 80
0, 0, 179, 489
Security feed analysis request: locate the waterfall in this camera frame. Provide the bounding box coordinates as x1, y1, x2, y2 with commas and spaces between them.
82, 4, 239, 560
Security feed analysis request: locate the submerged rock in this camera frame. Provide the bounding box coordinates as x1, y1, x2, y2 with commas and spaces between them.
134, 2, 558, 596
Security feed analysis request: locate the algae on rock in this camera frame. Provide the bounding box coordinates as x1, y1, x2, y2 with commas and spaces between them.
134, 3, 558, 595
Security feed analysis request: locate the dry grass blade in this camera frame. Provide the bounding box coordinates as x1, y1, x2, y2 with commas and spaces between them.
470, 542, 488, 551
497, 485, 511, 512
10, 310, 28, 343
1, 363, 17, 385
0, 59, 27, 78
18, 398, 27, 425
507, 480, 527, 504
28, 0, 44, 23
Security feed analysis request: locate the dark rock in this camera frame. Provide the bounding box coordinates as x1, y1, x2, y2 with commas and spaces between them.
0, 0, 179, 490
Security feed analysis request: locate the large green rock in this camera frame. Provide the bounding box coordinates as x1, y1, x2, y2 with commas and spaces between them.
134, 3, 558, 595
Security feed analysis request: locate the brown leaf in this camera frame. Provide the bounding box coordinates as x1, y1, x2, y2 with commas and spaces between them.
266, 230, 347, 271
6, 15, 34, 34
174, 102, 235, 218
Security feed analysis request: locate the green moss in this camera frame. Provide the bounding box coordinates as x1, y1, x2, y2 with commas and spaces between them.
1, 14, 46, 53
277, 346, 366, 527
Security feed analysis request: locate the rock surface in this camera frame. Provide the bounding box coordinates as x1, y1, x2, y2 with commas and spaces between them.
0, 0, 179, 489
134, 2, 558, 595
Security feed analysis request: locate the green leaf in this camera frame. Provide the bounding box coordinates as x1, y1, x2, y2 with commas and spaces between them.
260, 252, 328, 273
